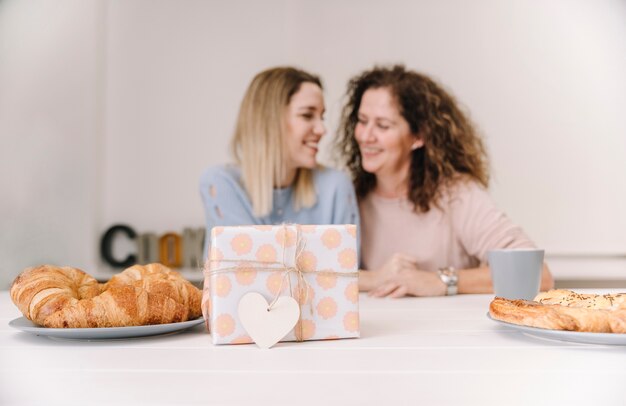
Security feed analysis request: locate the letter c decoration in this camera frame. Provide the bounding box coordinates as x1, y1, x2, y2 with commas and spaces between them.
100, 224, 137, 268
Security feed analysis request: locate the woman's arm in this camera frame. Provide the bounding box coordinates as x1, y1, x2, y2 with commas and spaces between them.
330, 170, 360, 227
199, 166, 260, 258
444, 181, 555, 295
358, 253, 446, 297
456, 263, 554, 294
360, 259, 554, 297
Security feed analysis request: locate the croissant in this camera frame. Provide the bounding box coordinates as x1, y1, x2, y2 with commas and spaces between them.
10, 264, 202, 328
104, 263, 202, 320
489, 289, 626, 333
10, 266, 101, 326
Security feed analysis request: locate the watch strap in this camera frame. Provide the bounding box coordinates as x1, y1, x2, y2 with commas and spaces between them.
438, 267, 458, 296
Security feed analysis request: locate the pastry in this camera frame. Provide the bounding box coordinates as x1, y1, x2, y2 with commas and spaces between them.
534, 289, 626, 310
10, 265, 101, 327
104, 263, 202, 320
489, 289, 626, 333
10, 263, 202, 328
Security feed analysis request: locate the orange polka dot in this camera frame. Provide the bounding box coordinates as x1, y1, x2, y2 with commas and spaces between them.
345, 281, 359, 304
276, 228, 297, 247
256, 244, 277, 262
230, 335, 253, 344
253, 225, 273, 231
214, 314, 236, 337
321, 228, 342, 249
324, 335, 340, 340
211, 226, 224, 236
214, 275, 232, 297
338, 248, 357, 269
293, 283, 315, 305
343, 311, 359, 333
231, 233, 253, 255
316, 272, 337, 290
345, 225, 357, 238
209, 247, 223, 261
201, 289, 212, 318
316, 297, 338, 319
294, 319, 316, 341
297, 251, 317, 272
235, 262, 257, 285
266, 271, 285, 296
300, 225, 317, 233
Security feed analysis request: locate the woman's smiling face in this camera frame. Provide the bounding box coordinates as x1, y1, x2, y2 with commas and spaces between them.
283, 82, 326, 172
355, 87, 422, 178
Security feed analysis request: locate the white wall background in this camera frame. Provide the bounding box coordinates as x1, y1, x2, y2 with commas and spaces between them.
1, 0, 625, 288
0, 0, 104, 287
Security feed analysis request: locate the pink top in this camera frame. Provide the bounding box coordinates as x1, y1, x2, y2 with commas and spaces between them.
359, 180, 536, 272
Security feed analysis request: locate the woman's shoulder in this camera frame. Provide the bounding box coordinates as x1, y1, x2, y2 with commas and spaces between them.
199, 164, 242, 186
312, 166, 352, 186
442, 176, 491, 205
199, 164, 251, 207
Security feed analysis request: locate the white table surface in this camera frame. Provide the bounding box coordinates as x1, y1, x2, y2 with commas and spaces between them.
2, 290, 626, 406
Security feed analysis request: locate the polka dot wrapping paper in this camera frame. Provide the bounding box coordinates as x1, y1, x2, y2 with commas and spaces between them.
202, 224, 360, 345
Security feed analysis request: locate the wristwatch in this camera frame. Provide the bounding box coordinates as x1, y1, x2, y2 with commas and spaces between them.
437, 267, 458, 296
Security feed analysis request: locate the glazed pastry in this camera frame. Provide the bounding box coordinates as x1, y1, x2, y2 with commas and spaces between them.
489, 290, 626, 333
534, 289, 626, 310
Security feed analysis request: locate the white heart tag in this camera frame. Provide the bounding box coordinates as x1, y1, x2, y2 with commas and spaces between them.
238, 292, 300, 349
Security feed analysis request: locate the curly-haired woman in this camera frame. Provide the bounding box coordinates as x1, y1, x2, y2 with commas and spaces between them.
336, 65, 553, 297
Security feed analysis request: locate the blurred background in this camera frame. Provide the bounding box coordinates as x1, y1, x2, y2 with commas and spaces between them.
1, 0, 625, 288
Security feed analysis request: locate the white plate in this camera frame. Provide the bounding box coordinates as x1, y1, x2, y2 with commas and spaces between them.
487, 313, 626, 345
8, 317, 205, 340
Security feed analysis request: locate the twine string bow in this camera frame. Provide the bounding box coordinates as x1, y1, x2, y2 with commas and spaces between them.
208, 224, 314, 341
206, 224, 358, 342
266, 225, 312, 315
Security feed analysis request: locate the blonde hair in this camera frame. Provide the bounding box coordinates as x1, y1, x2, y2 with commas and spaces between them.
231, 67, 321, 217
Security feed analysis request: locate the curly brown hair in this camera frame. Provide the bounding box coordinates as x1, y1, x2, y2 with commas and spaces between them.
336, 65, 490, 212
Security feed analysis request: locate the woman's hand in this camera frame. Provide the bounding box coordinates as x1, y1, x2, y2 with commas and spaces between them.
360, 253, 447, 298
359, 253, 416, 291
369, 268, 447, 298
361, 256, 554, 298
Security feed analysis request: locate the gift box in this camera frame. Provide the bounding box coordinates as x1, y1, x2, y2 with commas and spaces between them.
202, 224, 360, 345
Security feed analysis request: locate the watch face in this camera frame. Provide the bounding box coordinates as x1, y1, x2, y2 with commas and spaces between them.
438, 268, 458, 295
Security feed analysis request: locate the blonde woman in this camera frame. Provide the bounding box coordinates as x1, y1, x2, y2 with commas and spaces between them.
200, 67, 359, 258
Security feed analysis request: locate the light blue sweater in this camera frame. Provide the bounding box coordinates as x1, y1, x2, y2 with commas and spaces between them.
199, 164, 359, 259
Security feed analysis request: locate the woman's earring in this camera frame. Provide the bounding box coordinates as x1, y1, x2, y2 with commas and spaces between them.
411, 140, 423, 151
